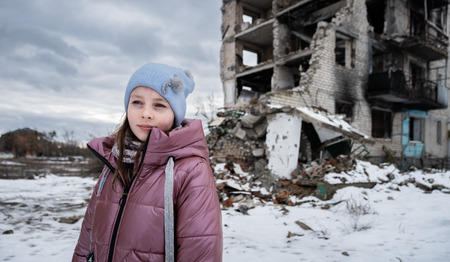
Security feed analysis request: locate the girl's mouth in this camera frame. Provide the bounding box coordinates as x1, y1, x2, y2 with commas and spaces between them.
138, 125, 153, 131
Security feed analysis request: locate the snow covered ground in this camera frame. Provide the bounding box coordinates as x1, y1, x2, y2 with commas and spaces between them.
0, 159, 449, 262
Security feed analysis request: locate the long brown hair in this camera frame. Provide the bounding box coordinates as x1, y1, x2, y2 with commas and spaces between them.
112, 115, 146, 190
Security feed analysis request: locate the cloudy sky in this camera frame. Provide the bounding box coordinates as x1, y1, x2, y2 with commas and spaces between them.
0, 0, 223, 143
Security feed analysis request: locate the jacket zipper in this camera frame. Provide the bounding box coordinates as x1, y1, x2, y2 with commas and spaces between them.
87, 145, 125, 262
89, 132, 150, 262
108, 188, 129, 262
107, 163, 144, 261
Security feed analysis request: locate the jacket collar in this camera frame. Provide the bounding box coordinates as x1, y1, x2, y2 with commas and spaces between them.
87, 119, 209, 167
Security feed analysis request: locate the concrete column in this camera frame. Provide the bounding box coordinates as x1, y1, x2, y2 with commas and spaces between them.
220, 0, 238, 107
223, 80, 236, 107
266, 113, 302, 179
272, 18, 293, 91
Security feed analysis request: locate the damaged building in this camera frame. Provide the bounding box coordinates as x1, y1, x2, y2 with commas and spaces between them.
218, 0, 450, 180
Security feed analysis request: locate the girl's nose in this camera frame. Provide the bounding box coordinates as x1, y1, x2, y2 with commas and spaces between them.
141, 106, 153, 119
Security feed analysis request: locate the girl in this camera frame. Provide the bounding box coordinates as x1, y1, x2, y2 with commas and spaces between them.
72, 63, 223, 262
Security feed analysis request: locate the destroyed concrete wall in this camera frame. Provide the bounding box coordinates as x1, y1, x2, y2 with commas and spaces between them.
269, 0, 383, 156
266, 113, 302, 178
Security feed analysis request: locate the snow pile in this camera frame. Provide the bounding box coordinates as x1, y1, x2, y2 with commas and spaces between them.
0, 153, 14, 159
0, 161, 25, 166
326, 160, 450, 193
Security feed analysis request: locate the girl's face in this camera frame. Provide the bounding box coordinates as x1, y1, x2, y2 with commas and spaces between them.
127, 86, 175, 141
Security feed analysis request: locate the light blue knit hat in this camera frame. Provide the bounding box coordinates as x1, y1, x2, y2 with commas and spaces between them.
124, 63, 195, 127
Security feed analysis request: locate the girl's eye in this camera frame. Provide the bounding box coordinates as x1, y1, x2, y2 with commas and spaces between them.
132, 100, 142, 105
155, 103, 166, 108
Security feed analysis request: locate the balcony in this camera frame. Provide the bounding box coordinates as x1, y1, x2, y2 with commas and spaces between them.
368, 71, 448, 110
403, 18, 448, 61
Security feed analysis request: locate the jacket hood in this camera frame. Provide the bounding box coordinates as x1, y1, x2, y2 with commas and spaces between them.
87, 119, 209, 167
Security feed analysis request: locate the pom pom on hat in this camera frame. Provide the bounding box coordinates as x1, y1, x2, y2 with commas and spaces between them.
124, 63, 195, 127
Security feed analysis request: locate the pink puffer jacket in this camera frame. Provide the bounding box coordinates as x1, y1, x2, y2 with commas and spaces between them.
72, 119, 223, 261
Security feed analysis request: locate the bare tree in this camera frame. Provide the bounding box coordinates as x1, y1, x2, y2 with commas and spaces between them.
62, 129, 77, 146
195, 93, 218, 123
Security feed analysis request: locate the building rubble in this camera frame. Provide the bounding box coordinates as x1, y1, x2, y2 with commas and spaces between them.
206, 104, 450, 211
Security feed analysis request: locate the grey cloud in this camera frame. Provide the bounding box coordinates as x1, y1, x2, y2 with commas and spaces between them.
0, 23, 86, 90
115, 28, 163, 61
5, 26, 85, 61
0, 0, 223, 142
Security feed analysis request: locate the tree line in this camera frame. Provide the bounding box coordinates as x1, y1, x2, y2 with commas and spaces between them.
0, 128, 90, 158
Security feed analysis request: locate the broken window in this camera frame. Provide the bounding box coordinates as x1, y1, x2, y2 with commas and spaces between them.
335, 100, 354, 120
410, 9, 425, 37
410, 62, 425, 89
243, 14, 253, 24
409, 117, 423, 142
236, 26, 273, 68
349, 40, 355, 68
427, 1, 447, 30
437, 121, 442, 145
335, 37, 345, 66
371, 109, 392, 138
243, 50, 258, 66
242, 7, 259, 28
242, 1, 272, 23
240, 0, 273, 31
366, 0, 385, 35
237, 67, 273, 95
430, 8, 444, 29
335, 35, 355, 68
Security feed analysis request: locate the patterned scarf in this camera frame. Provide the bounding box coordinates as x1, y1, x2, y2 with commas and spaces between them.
112, 138, 143, 164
